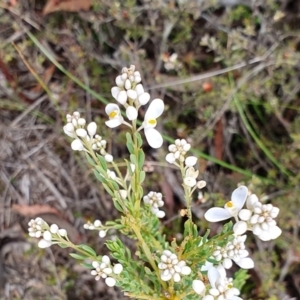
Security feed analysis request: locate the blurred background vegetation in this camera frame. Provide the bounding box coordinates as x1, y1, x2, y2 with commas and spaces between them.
0, 0, 300, 299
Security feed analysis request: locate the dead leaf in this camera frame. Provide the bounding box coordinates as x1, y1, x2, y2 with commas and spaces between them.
12, 204, 62, 217
43, 0, 92, 15
12, 204, 83, 243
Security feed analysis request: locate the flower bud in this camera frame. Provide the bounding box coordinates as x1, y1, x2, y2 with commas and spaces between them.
43, 231, 52, 241
50, 224, 59, 234
156, 210, 166, 218
71, 139, 84, 151
87, 122, 97, 137
117, 90, 128, 105
233, 221, 248, 235
138, 92, 150, 105
185, 156, 197, 167
77, 118, 86, 126
192, 280, 205, 295
99, 230, 107, 238
113, 263, 123, 274
104, 154, 113, 162
76, 128, 87, 138
127, 89, 137, 100
126, 106, 138, 120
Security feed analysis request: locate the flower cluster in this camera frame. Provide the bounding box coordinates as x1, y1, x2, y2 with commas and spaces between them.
212, 235, 254, 270
28, 218, 67, 248
106, 65, 164, 148
204, 186, 282, 241
166, 139, 207, 189
83, 219, 107, 238
158, 250, 191, 282
28, 217, 47, 238
166, 139, 191, 164
235, 194, 281, 241
143, 191, 165, 218
63, 111, 113, 162
193, 267, 242, 300
91, 255, 123, 287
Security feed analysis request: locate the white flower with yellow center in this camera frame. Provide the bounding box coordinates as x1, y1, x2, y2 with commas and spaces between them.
140, 99, 164, 148
105, 104, 124, 128
204, 186, 248, 223
202, 267, 243, 300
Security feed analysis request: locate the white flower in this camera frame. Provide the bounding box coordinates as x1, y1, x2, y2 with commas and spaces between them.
142, 99, 164, 148
143, 191, 165, 218
91, 256, 122, 287
204, 186, 248, 222
184, 167, 199, 187
203, 267, 243, 300
165, 139, 191, 164
212, 235, 254, 270
105, 104, 124, 128
158, 250, 191, 282
237, 195, 281, 241
28, 217, 46, 238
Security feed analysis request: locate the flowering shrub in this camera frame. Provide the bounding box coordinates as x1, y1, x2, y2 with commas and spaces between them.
28, 65, 281, 299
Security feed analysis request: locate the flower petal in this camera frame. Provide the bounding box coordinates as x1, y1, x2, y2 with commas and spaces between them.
207, 267, 220, 289
192, 280, 206, 295
235, 257, 254, 269
111, 86, 120, 100
231, 186, 248, 210
145, 99, 164, 119
38, 239, 52, 248
246, 194, 259, 210
233, 221, 248, 235
204, 208, 232, 222
105, 277, 116, 287
105, 103, 120, 115
144, 128, 163, 148
105, 118, 123, 128
126, 106, 138, 120
270, 226, 282, 240
138, 93, 150, 105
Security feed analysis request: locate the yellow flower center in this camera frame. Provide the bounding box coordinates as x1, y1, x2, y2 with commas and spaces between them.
148, 119, 157, 126
225, 201, 234, 208
109, 111, 118, 119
